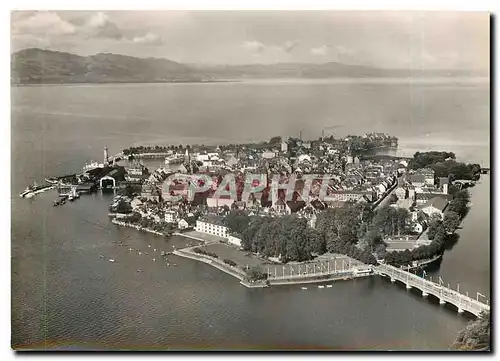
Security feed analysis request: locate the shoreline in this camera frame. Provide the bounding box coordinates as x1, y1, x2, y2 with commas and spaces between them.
111, 219, 164, 236
172, 232, 209, 243
173, 248, 249, 282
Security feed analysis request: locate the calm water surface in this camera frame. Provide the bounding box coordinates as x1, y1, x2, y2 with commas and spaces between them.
11, 79, 490, 350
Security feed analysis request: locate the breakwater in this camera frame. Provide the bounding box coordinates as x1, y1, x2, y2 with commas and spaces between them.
173, 248, 248, 282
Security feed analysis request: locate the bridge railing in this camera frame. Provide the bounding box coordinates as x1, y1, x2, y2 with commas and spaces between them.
376, 264, 490, 313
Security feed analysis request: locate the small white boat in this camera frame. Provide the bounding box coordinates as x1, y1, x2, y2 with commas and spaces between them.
148, 245, 151, 248
318, 285, 325, 289
153, 258, 156, 262
301, 287, 307, 290
138, 252, 143, 255
154, 249, 157, 252
109, 259, 115, 263
326, 285, 333, 288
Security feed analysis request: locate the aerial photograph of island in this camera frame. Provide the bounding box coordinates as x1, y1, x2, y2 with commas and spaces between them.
11, 10, 490, 351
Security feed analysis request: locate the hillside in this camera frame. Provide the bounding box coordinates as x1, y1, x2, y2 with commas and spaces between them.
11, 48, 204, 84
11, 48, 488, 85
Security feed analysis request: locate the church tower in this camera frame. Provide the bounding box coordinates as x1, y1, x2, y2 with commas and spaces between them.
104, 145, 109, 165
184, 148, 191, 174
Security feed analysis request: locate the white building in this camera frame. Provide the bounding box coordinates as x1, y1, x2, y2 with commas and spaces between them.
227, 235, 242, 247
262, 151, 277, 159
281, 140, 288, 153
178, 219, 189, 229
408, 187, 416, 200
165, 210, 177, 223
195, 216, 229, 238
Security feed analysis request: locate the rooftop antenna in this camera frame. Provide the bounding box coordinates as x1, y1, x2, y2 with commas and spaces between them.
321, 129, 325, 141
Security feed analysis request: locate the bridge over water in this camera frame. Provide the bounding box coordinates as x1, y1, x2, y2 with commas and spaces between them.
376, 264, 490, 317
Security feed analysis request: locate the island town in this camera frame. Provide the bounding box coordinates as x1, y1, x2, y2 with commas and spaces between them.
20, 131, 489, 317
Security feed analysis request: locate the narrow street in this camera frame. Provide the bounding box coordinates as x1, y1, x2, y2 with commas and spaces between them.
373, 176, 402, 211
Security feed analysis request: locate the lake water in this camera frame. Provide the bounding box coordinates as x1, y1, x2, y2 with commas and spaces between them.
11, 79, 490, 350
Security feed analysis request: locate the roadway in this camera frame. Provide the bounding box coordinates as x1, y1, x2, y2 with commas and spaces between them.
373, 176, 402, 211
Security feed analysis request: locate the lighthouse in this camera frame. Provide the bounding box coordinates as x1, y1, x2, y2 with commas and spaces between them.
104, 145, 109, 165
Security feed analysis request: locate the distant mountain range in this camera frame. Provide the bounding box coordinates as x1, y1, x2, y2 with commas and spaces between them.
11, 48, 488, 85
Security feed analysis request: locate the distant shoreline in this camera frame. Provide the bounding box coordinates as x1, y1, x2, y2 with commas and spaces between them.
11, 79, 240, 87
11, 76, 489, 87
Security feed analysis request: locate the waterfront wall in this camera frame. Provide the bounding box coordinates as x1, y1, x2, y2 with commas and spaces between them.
173, 248, 247, 282
268, 272, 372, 286
173, 232, 211, 243
111, 219, 164, 236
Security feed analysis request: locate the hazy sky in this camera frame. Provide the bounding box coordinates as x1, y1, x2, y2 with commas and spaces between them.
11, 10, 489, 69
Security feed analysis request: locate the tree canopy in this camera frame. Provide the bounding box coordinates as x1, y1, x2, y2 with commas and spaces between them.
453, 311, 490, 350
443, 211, 461, 234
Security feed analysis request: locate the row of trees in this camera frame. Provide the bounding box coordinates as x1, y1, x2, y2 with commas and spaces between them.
408, 151, 456, 169
123, 145, 193, 155
245, 266, 268, 282
193, 247, 218, 259
226, 202, 400, 266
344, 134, 398, 154
432, 160, 481, 181
448, 189, 471, 219
312, 204, 378, 264
240, 215, 324, 263
225, 186, 470, 267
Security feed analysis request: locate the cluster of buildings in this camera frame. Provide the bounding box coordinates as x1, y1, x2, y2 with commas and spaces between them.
392, 167, 451, 216
380, 167, 454, 250
109, 134, 407, 242
98, 134, 467, 263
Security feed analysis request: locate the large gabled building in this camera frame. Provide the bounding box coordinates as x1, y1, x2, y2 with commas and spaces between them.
195, 215, 229, 238
419, 197, 449, 218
